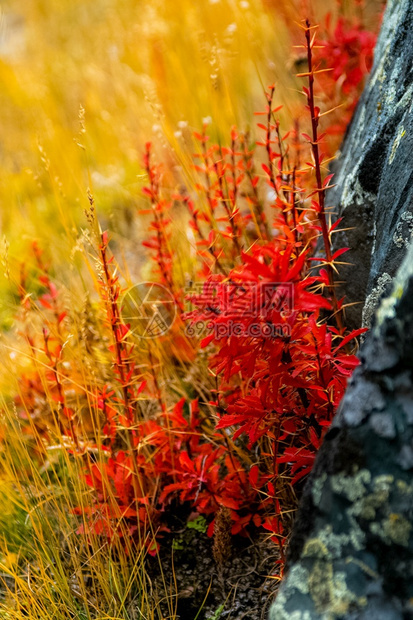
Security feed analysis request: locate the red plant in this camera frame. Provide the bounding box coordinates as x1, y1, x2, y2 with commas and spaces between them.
10, 14, 377, 576
183, 21, 368, 544
14, 242, 80, 448
316, 12, 378, 152
81, 20, 370, 557
320, 14, 376, 97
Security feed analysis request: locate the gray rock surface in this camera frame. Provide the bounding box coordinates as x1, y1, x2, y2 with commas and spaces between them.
326, 0, 413, 331
269, 240, 413, 619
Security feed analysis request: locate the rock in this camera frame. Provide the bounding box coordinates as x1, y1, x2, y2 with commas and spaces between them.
326, 0, 413, 331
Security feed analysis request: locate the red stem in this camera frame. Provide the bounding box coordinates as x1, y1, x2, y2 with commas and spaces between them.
304, 20, 344, 333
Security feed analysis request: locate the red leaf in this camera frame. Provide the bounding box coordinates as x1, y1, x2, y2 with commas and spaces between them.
249, 464, 259, 487
333, 327, 369, 352
207, 519, 215, 537
200, 333, 215, 348
331, 247, 349, 261
323, 173, 334, 188
216, 496, 240, 510
261, 163, 272, 176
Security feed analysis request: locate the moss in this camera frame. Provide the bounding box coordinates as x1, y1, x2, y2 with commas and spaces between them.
392, 211, 413, 250
286, 565, 311, 595
346, 474, 392, 521
344, 556, 379, 580
308, 559, 334, 614
303, 538, 330, 561
389, 125, 405, 164
330, 468, 371, 503
312, 473, 327, 507
317, 526, 355, 560
370, 513, 412, 547
375, 242, 413, 328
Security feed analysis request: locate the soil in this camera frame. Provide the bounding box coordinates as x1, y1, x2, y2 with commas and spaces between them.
146, 509, 280, 620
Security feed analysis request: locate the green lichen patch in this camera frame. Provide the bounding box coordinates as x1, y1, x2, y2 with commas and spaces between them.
370, 513, 412, 547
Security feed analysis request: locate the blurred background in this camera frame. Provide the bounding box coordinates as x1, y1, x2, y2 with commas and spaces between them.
0, 0, 382, 319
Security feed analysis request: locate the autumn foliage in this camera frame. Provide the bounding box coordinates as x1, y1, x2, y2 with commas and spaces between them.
9, 17, 375, 576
